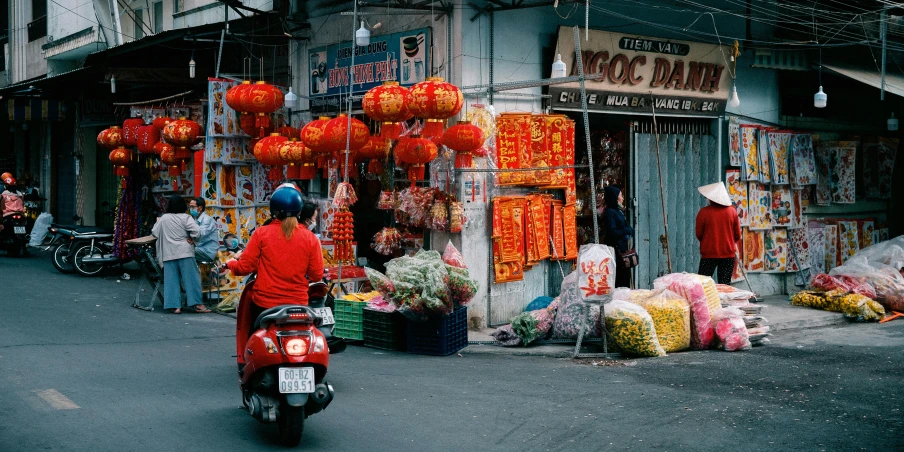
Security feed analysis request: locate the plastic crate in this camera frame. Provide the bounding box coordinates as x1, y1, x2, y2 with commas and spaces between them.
363, 309, 407, 351
333, 298, 366, 340
406, 307, 468, 356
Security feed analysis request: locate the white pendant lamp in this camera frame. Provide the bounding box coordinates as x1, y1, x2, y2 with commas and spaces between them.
889, 112, 899, 131
355, 21, 370, 47
728, 84, 741, 108
814, 86, 827, 108
551, 54, 567, 78
285, 87, 299, 109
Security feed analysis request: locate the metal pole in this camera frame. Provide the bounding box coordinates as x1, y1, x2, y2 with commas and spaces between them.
881, 8, 888, 101
650, 93, 673, 273
572, 26, 599, 244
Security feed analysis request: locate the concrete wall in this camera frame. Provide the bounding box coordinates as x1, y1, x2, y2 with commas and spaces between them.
9, 0, 48, 83
48, 0, 97, 41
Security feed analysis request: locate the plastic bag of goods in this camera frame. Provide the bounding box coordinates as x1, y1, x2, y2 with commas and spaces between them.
654, 273, 719, 350
365, 268, 396, 298
552, 271, 602, 339
834, 293, 885, 322
385, 250, 454, 320
809, 273, 877, 299
851, 237, 904, 270
28, 212, 53, 246
491, 324, 523, 347
636, 289, 691, 353
577, 244, 617, 301
366, 295, 396, 313
830, 256, 904, 311
716, 284, 756, 305
510, 308, 555, 345
604, 300, 666, 357
712, 307, 751, 352
442, 240, 467, 268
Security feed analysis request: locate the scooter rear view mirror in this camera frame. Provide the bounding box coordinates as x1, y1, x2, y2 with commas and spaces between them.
223, 233, 243, 252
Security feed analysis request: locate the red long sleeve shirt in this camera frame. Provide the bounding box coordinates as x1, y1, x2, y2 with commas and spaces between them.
695, 205, 742, 259
227, 220, 324, 309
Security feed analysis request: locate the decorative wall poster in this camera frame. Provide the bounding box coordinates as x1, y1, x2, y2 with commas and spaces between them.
757, 127, 772, 183
859, 220, 875, 249
255, 206, 271, 232
211, 207, 238, 240
824, 224, 838, 271
237, 208, 256, 244
771, 185, 792, 227
253, 162, 281, 204
222, 138, 251, 165
763, 228, 788, 273
863, 137, 898, 199
767, 130, 792, 185
830, 142, 857, 204
740, 125, 760, 181
728, 117, 741, 167
790, 189, 804, 229
218, 165, 237, 207
742, 228, 765, 273
788, 228, 811, 272
799, 187, 811, 213
207, 79, 238, 137
748, 182, 773, 230
790, 133, 817, 187
206, 137, 224, 163
725, 169, 749, 226
202, 163, 217, 202
236, 165, 255, 206
731, 232, 746, 282
808, 223, 826, 275
814, 143, 833, 206
837, 220, 859, 265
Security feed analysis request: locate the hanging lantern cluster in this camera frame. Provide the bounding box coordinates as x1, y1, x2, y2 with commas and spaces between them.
161, 117, 202, 176
324, 114, 370, 180
98, 126, 130, 178
329, 209, 355, 265
122, 116, 145, 146
137, 125, 160, 155
254, 133, 288, 181
277, 125, 300, 140
225, 81, 285, 139
359, 136, 390, 175
278, 139, 308, 180
153, 115, 173, 130
407, 77, 464, 138
97, 126, 124, 149
362, 81, 413, 140
442, 121, 484, 169
108, 147, 132, 177
396, 135, 438, 187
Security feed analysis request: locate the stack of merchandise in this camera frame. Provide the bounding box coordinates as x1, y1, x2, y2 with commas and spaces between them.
716, 284, 770, 346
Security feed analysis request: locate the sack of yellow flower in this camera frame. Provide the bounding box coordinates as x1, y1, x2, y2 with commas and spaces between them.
636, 289, 691, 353
790, 290, 830, 310
834, 293, 885, 322
654, 273, 717, 350
604, 300, 666, 357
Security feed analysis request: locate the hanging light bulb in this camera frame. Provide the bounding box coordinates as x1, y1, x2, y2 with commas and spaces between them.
728, 84, 741, 108
889, 112, 899, 131
110, 75, 116, 94
189, 51, 196, 79
285, 86, 298, 109
355, 21, 370, 47
814, 86, 827, 108
551, 53, 567, 78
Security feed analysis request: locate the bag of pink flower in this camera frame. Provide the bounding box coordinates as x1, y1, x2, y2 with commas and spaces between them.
711, 307, 751, 352
654, 273, 721, 350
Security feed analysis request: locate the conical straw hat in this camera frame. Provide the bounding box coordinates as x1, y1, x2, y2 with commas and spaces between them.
698, 182, 732, 207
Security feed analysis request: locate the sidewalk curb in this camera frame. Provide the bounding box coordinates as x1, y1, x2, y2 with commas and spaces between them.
769, 313, 848, 332
461, 344, 576, 358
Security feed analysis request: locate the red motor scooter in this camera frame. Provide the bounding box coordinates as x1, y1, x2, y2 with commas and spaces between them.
236, 278, 345, 446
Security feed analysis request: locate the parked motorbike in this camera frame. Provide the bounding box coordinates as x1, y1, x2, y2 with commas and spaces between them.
70, 232, 132, 276
0, 211, 30, 257
236, 275, 345, 446
41, 222, 114, 273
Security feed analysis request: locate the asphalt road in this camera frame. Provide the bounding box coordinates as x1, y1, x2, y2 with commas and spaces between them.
1, 251, 902, 451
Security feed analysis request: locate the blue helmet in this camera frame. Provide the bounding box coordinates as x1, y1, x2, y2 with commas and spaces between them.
270, 183, 303, 219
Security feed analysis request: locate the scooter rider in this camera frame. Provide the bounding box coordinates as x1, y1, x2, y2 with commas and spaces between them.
1, 173, 25, 233
225, 183, 325, 331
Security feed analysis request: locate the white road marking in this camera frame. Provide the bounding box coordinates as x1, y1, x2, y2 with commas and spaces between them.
34, 389, 80, 410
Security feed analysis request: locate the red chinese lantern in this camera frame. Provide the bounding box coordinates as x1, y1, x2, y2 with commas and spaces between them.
334, 148, 361, 180
153, 142, 173, 156
406, 77, 464, 138
277, 126, 300, 140
163, 118, 202, 147
396, 135, 438, 187
363, 81, 412, 140
109, 146, 132, 176
254, 133, 288, 181
278, 139, 307, 179
301, 116, 332, 170
122, 117, 145, 146
152, 116, 172, 130
359, 136, 389, 175
225, 80, 252, 111
298, 145, 318, 180
323, 114, 370, 153
159, 146, 183, 176
240, 81, 285, 131
97, 126, 124, 150
442, 121, 484, 168
137, 125, 160, 154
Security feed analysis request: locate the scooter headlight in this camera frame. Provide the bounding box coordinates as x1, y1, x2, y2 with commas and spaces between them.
312, 335, 325, 353
283, 338, 309, 356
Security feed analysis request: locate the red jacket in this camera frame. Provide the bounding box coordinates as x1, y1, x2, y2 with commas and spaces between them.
695, 205, 742, 259
227, 220, 324, 309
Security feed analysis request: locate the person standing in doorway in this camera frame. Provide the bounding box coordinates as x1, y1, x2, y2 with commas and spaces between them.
695, 182, 742, 285
601, 185, 634, 289
189, 197, 219, 263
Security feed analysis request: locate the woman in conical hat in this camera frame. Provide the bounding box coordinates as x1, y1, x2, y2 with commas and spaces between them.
695, 182, 742, 284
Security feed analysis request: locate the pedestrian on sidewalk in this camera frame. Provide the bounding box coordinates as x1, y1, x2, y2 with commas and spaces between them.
152, 195, 211, 314
189, 197, 219, 263
601, 185, 634, 289
695, 182, 742, 285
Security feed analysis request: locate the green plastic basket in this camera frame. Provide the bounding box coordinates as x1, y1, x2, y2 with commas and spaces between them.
334, 298, 367, 340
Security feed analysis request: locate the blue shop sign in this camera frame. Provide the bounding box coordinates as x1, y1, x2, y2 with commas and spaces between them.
308, 27, 432, 98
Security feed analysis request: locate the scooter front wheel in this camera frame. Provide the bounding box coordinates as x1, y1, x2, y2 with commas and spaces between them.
52, 243, 74, 273
277, 401, 304, 446
73, 244, 106, 276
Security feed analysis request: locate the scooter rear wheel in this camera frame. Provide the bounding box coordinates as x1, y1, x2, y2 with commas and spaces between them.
277, 401, 305, 446
52, 243, 74, 273
73, 244, 106, 276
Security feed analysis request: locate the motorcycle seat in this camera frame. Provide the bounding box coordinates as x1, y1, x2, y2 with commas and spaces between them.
252, 305, 315, 331
73, 232, 114, 239
52, 224, 113, 234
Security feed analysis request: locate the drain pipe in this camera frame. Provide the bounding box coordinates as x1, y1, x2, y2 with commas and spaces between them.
110, 0, 124, 45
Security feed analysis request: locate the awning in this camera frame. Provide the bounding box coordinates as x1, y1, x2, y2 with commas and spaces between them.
823, 63, 904, 98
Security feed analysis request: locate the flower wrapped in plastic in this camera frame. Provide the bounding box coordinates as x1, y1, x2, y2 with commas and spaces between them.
377, 190, 398, 210
491, 324, 523, 347
365, 267, 395, 298
442, 240, 466, 268
552, 271, 602, 339
654, 273, 719, 350
449, 199, 465, 233
836, 293, 885, 322
428, 197, 449, 231
365, 295, 396, 313
635, 289, 691, 353
604, 300, 666, 357
810, 273, 877, 299
372, 227, 402, 256
510, 308, 554, 345
712, 307, 751, 352
830, 256, 904, 311
446, 264, 478, 307
385, 249, 453, 321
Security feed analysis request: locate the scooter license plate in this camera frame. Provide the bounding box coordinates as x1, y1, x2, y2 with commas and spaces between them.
312, 307, 334, 326
13, 227, 25, 234
278, 367, 315, 394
